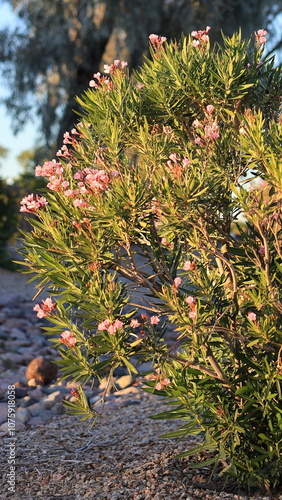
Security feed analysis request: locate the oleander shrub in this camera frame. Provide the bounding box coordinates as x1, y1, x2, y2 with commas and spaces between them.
19, 29, 282, 490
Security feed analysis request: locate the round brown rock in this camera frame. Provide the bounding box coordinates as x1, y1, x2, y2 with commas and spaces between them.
25, 357, 58, 385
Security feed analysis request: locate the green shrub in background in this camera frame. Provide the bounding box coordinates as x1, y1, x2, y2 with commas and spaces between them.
0, 173, 47, 269
0, 178, 20, 268
19, 28, 282, 491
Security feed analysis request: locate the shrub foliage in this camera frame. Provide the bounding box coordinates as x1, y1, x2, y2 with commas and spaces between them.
20, 30, 282, 490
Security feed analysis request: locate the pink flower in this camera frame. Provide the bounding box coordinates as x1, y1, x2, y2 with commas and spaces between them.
64, 189, 77, 197
206, 105, 214, 114
107, 324, 117, 335
60, 330, 77, 348
189, 310, 197, 319
204, 120, 219, 140
183, 260, 195, 271
150, 315, 160, 325
191, 26, 211, 46
155, 382, 164, 391
97, 319, 111, 331
194, 137, 203, 146
192, 119, 202, 128
136, 82, 144, 90
161, 237, 171, 246
113, 319, 123, 330
174, 277, 182, 288
73, 198, 88, 208
89, 72, 102, 88
255, 29, 267, 45
130, 319, 140, 328
186, 296, 196, 306
182, 158, 190, 167
20, 194, 48, 213
247, 312, 257, 322
56, 145, 70, 158
33, 298, 56, 318
155, 378, 171, 390
110, 170, 119, 178
258, 245, 265, 255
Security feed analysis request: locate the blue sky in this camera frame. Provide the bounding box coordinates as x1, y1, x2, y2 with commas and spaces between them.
0, 2, 38, 182
0, 3, 281, 183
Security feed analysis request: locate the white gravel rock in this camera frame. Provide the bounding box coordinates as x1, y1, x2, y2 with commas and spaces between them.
41, 390, 64, 409
0, 420, 26, 433
16, 407, 31, 423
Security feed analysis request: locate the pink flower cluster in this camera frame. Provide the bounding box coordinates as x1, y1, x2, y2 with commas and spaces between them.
166, 154, 190, 179
89, 72, 113, 92
56, 144, 71, 158
60, 330, 77, 348
130, 315, 160, 328
73, 168, 111, 194
97, 318, 124, 335
35, 159, 69, 192
153, 368, 170, 391
191, 26, 211, 47
193, 105, 219, 145
35, 159, 63, 178
62, 129, 80, 145
89, 61, 128, 90
149, 34, 167, 49
20, 194, 48, 213
104, 60, 128, 75
155, 378, 171, 391
33, 298, 56, 318
185, 295, 197, 319
56, 128, 80, 158
255, 29, 267, 45
58, 168, 118, 209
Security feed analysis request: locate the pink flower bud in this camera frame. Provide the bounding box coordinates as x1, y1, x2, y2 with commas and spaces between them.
258, 245, 265, 255
206, 104, 214, 114
174, 277, 182, 288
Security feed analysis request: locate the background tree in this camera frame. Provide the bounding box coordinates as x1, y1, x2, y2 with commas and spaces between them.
0, 145, 8, 166
0, 0, 282, 153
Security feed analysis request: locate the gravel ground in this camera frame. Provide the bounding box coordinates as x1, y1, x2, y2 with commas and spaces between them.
0, 266, 48, 301
2, 389, 280, 500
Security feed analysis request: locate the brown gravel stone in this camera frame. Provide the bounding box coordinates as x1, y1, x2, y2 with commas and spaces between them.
25, 356, 58, 385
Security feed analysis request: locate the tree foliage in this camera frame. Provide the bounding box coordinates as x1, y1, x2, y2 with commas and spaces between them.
0, 0, 281, 150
